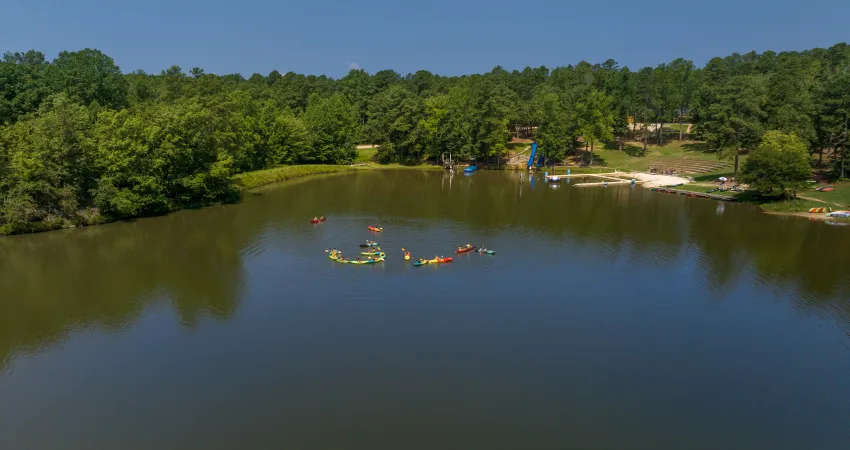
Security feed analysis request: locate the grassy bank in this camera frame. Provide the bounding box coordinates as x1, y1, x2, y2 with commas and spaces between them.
231, 165, 366, 190
2, 162, 440, 235
667, 182, 850, 214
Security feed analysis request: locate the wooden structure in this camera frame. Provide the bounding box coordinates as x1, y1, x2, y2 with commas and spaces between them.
650, 187, 737, 201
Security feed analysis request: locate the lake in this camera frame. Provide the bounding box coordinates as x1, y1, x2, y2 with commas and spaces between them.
1, 169, 849, 450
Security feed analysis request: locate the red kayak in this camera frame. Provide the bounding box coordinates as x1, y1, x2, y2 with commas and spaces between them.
455, 245, 476, 254
310, 217, 326, 224
368, 226, 383, 232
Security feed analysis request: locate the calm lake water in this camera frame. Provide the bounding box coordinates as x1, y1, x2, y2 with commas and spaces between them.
1, 170, 849, 450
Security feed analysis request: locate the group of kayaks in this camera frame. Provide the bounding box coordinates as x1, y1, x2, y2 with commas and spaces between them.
456, 244, 496, 255
411, 244, 495, 266
327, 248, 386, 264
318, 220, 496, 267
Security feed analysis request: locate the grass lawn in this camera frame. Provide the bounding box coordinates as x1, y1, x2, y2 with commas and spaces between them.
754, 197, 827, 213
356, 147, 378, 163
670, 184, 825, 211
507, 142, 531, 152
672, 184, 748, 199
586, 141, 725, 172
674, 181, 850, 212
662, 123, 689, 132
231, 165, 365, 190
798, 182, 850, 208
691, 168, 737, 182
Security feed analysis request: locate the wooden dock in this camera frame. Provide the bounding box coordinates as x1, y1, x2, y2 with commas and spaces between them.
551, 173, 630, 181
574, 180, 645, 187
650, 187, 738, 201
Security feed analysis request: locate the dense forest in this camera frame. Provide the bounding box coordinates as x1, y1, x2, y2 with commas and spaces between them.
1, 43, 849, 234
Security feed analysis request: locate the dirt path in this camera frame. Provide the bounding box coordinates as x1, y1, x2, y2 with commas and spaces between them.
797, 195, 830, 204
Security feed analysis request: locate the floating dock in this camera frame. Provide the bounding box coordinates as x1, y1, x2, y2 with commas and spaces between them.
651, 187, 738, 201
563, 173, 641, 187
574, 180, 645, 187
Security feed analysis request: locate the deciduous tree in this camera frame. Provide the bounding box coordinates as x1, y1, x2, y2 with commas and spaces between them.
742, 131, 811, 196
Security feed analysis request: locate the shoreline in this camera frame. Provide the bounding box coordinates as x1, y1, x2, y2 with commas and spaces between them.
3, 164, 845, 236
1, 163, 445, 237
762, 211, 850, 222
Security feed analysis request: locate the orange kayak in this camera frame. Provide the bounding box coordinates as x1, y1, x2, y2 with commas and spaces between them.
310, 217, 326, 224
368, 226, 383, 232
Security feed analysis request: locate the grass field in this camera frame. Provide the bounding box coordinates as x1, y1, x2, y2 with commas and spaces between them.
231, 165, 365, 190
662, 124, 689, 132
582, 141, 727, 172
798, 182, 850, 208
675, 180, 850, 212
507, 142, 531, 152
356, 147, 378, 163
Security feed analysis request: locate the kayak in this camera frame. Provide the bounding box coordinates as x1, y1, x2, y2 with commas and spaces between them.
368, 226, 383, 232
310, 217, 327, 224
455, 245, 477, 254
476, 248, 496, 255
413, 257, 453, 267
330, 252, 386, 264
360, 251, 385, 256
404, 252, 411, 261
336, 257, 385, 265
359, 241, 380, 247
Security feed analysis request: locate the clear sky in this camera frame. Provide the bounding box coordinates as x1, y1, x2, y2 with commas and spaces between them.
2, 0, 848, 78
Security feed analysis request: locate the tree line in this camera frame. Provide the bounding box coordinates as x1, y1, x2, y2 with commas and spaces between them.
1, 44, 849, 233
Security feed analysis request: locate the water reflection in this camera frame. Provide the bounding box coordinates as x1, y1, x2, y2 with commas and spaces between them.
0, 170, 848, 373
0, 210, 247, 372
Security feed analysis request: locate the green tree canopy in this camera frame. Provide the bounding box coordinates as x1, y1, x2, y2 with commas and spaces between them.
49, 49, 126, 109
303, 93, 358, 164
742, 131, 811, 195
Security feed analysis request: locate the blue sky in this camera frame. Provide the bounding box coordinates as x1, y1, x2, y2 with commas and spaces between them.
2, 0, 848, 78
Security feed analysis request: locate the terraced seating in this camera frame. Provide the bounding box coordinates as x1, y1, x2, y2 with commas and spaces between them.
645, 158, 732, 174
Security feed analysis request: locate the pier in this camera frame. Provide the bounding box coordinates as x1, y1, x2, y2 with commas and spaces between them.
650, 187, 738, 201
